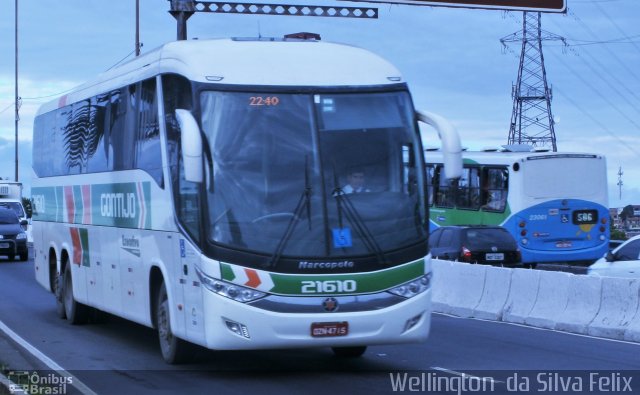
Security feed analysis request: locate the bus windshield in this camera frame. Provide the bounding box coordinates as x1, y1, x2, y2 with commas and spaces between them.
199, 90, 426, 260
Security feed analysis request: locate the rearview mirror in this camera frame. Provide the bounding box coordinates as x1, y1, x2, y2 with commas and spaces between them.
175, 109, 203, 183
416, 110, 462, 180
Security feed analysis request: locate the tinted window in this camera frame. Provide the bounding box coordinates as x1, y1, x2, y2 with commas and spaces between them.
0, 202, 25, 218
0, 209, 18, 224
429, 228, 442, 248
135, 79, 163, 185
32, 79, 163, 187
464, 228, 516, 249
438, 228, 455, 247
615, 240, 640, 261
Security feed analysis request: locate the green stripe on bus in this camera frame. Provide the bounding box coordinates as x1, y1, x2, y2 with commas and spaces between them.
220, 259, 424, 295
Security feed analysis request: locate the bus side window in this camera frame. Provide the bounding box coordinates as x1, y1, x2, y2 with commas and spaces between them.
135, 78, 163, 187
456, 167, 481, 210
434, 166, 455, 208
426, 165, 435, 206
163, 75, 200, 242
481, 167, 508, 212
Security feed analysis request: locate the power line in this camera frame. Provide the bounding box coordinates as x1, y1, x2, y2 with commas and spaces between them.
593, 2, 640, 55
548, 49, 640, 133
554, 87, 640, 157
567, 9, 640, 86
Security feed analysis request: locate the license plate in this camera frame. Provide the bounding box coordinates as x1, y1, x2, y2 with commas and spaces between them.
556, 241, 572, 248
485, 253, 504, 261
0, 243, 9, 249
311, 322, 349, 338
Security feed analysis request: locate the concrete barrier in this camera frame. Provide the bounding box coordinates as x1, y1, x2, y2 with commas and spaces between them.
525, 271, 572, 329
587, 277, 640, 339
445, 262, 487, 318
431, 259, 454, 312
473, 265, 512, 320
624, 294, 640, 342
429, 259, 640, 344
555, 275, 602, 335
502, 268, 541, 324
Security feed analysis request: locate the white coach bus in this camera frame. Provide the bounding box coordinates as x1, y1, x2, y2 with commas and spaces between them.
31, 37, 461, 363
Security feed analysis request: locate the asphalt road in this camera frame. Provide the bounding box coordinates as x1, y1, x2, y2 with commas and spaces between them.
1, 254, 639, 395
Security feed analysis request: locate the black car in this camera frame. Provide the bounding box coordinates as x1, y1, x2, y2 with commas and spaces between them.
429, 225, 521, 266
0, 207, 29, 261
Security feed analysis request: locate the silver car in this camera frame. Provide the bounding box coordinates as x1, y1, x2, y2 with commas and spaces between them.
588, 235, 640, 278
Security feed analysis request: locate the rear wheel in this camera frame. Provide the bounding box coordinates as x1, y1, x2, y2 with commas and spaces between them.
54, 272, 66, 319
156, 282, 191, 364
62, 264, 89, 325
331, 346, 367, 358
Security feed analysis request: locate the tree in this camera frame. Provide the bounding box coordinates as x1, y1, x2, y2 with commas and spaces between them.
620, 205, 635, 221
22, 197, 32, 218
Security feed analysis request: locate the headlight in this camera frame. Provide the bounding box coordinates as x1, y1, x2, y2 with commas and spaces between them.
16, 233, 27, 240
196, 267, 266, 303
387, 273, 432, 298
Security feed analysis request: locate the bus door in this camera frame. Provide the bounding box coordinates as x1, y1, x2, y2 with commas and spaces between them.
174, 236, 206, 343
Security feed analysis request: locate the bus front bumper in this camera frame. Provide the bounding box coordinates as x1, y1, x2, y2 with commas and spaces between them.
199, 289, 431, 350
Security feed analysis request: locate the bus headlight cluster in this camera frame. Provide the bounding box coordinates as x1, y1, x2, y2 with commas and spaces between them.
16, 233, 27, 240
196, 267, 266, 303
387, 273, 432, 298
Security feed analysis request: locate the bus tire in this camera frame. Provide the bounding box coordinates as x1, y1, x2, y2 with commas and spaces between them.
156, 282, 191, 364
54, 272, 66, 319
62, 264, 89, 325
331, 346, 367, 358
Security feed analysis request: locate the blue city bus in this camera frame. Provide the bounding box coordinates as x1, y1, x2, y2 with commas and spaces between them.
425, 148, 609, 265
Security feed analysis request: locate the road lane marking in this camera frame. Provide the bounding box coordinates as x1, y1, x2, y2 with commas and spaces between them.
0, 319, 98, 395
432, 366, 504, 384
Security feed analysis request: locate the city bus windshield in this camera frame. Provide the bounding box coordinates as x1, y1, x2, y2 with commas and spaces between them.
199, 90, 426, 261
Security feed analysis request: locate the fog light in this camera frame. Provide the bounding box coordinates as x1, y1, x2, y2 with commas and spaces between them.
403, 313, 423, 333
224, 318, 250, 338
599, 234, 606, 241
521, 238, 528, 245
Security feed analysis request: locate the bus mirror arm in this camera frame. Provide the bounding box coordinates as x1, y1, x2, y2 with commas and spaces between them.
417, 110, 463, 180
175, 109, 204, 183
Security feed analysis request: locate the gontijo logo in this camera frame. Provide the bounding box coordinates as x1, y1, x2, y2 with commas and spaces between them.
101, 192, 137, 219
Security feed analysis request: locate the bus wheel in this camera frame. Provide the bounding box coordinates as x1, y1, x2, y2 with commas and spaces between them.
331, 346, 367, 358
156, 282, 191, 364
54, 272, 66, 319
62, 265, 89, 325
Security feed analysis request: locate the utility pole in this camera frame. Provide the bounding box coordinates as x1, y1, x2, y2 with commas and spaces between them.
136, 0, 141, 56
617, 166, 623, 200
14, 0, 19, 182
501, 12, 565, 151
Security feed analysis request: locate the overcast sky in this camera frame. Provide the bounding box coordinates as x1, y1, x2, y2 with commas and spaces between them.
1, 0, 639, 207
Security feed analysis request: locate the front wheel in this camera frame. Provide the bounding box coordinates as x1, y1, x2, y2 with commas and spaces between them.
331, 346, 367, 358
156, 282, 191, 364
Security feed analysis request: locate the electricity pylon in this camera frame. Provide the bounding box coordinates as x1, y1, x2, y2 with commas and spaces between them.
501, 12, 565, 151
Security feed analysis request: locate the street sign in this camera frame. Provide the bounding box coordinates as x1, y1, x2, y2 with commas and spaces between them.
340, 0, 566, 13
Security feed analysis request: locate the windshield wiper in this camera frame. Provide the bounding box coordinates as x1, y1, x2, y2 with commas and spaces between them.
265, 156, 312, 269
331, 169, 388, 265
